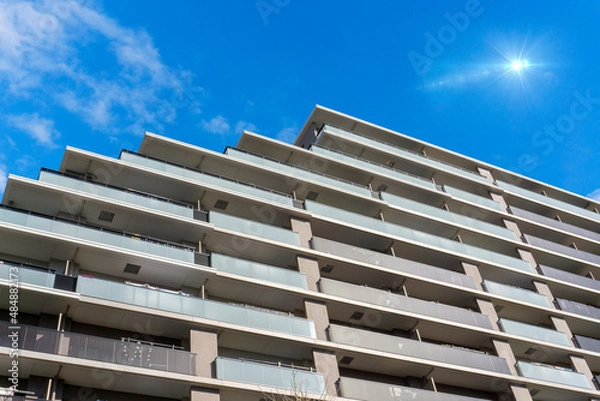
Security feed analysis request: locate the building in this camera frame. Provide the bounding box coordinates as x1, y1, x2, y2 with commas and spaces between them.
1, 105, 599, 401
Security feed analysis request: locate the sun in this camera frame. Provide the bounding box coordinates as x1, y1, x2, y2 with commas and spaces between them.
510, 59, 530, 72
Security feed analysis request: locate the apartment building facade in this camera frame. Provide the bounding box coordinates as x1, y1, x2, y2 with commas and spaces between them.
0, 105, 599, 401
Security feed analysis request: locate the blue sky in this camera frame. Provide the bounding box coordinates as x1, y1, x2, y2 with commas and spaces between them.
0, 0, 599, 200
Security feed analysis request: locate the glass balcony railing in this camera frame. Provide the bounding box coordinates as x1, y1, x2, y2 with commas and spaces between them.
77, 276, 316, 338
210, 253, 307, 289
573, 334, 600, 353
524, 234, 600, 266
0, 321, 196, 375
496, 180, 600, 224
305, 201, 532, 273
329, 324, 511, 374
318, 125, 488, 183
555, 298, 600, 321
310, 146, 437, 191
120, 151, 294, 207
538, 265, 600, 293
38, 169, 195, 218
498, 318, 571, 347
443, 186, 503, 212
225, 147, 373, 197
338, 376, 492, 401
215, 357, 325, 394
210, 211, 300, 246
510, 206, 600, 243
516, 361, 592, 389
380, 192, 516, 240
0, 261, 55, 288
0, 206, 197, 264
482, 280, 552, 308
311, 237, 477, 289
320, 278, 493, 329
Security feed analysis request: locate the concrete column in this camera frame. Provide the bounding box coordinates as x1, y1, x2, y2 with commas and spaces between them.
305, 299, 330, 341
503, 219, 523, 239
490, 192, 509, 212
190, 388, 220, 401
477, 167, 495, 185
549, 316, 575, 346
290, 217, 313, 248
517, 249, 538, 270
492, 339, 518, 375
509, 384, 534, 401
461, 262, 483, 290
569, 355, 595, 388
291, 217, 323, 291
476, 298, 500, 330
57, 332, 71, 356
297, 255, 321, 292
532, 280, 555, 307
312, 349, 340, 397
190, 329, 219, 378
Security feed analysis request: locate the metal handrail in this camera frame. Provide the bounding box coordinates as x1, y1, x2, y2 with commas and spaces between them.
41, 168, 195, 209
225, 146, 369, 190
0, 204, 196, 252
120, 149, 292, 199
319, 124, 485, 177
216, 356, 316, 372
310, 143, 434, 184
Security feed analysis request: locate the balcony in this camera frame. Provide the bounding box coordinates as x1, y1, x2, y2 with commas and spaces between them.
328, 324, 511, 374
510, 206, 600, 243
215, 357, 326, 394
555, 298, 600, 321
381, 192, 516, 240
305, 201, 532, 273
0, 261, 55, 288
0, 321, 196, 375
523, 234, 600, 266
443, 186, 503, 212
310, 145, 437, 191
537, 265, 600, 292
225, 147, 373, 197
38, 169, 196, 219
496, 180, 600, 224
311, 237, 477, 289
498, 318, 571, 347
516, 360, 592, 389
482, 280, 552, 308
320, 278, 493, 329
0, 206, 199, 264
318, 125, 488, 184
119, 150, 294, 206
210, 211, 300, 246
211, 253, 308, 289
573, 334, 600, 353
338, 376, 492, 401
77, 276, 316, 338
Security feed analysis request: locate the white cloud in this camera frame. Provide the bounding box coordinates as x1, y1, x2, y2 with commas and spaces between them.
8, 113, 60, 148
235, 120, 257, 133
276, 126, 298, 143
587, 188, 600, 202
201, 115, 230, 135
0, 0, 202, 134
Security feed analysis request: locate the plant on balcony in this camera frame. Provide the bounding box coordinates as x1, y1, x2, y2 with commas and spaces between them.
260, 371, 335, 401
